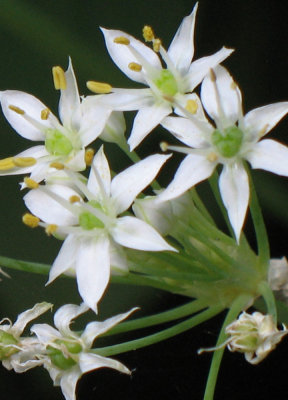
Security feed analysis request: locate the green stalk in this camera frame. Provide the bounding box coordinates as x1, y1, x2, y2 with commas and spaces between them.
93, 304, 224, 357
0, 256, 50, 275
258, 281, 277, 322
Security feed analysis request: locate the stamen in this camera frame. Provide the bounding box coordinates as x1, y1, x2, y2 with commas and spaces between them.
160, 141, 169, 152
153, 38, 161, 52
143, 25, 155, 42
207, 152, 218, 162
24, 177, 39, 189
41, 108, 50, 120
128, 62, 142, 72
52, 66, 67, 90
45, 224, 58, 236
50, 162, 65, 170
22, 213, 40, 228
185, 100, 198, 114
69, 195, 81, 203
86, 81, 112, 94
0, 157, 16, 171
13, 157, 37, 167
8, 105, 25, 115
85, 148, 94, 166
113, 36, 130, 45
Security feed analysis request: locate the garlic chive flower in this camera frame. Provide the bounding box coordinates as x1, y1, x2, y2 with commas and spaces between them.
0, 58, 111, 183
98, 3, 233, 150
158, 65, 288, 241
31, 303, 135, 400
23, 147, 175, 311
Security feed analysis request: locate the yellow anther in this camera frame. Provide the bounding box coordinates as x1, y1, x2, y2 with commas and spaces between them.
13, 157, 37, 167
22, 213, 40, 228
113, 36, 130, 45
24, 177, 39, 189
50, 162, 65, 170
160, 141, 169, 152
143, 25, 155, 42
209, 69, 217, 82
41, 108, 50, 120
0, 157, 15, 170
153, 38, 161, 52
52, 66, 67, 90
128, 62, 142, 72
45, 224, 58, 236
207, 152, 218, 162
185, 100, 198, 114
85, 148, 95, 166
86, 81, 112, 94
69, 195, 81, 203
8, 105, 25, 115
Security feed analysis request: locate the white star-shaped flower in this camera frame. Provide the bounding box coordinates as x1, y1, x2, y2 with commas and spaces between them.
24, 147, 175, 311
31, 303, 135, 400
97, 3, 233, 150
0, 58, 111, 183
158, 65, 288, 241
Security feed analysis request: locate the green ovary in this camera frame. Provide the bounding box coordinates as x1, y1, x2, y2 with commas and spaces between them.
79, 201, 106, 230
45, 130, 73, 156
0, 330, 19, 360
154, 69, 178, 97
212, 126, 244, 158
47, 345, 77, 370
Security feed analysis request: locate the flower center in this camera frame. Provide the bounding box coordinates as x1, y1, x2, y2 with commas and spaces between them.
45, 129, 73, 156
154, 69, 178, 97
212, 126, 243, 158
78, 200, 105, 230
47, 339, 82, 370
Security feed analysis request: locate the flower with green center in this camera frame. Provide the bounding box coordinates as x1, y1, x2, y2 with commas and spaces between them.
97, 3, 233, 150
23, 146, 175, 311
31, 303, 135, 400
158, 65, 288, 241
0, 58, 111, 183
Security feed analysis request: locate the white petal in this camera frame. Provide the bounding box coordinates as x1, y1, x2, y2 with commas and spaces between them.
100, 111, 126, 144
167, 4, 198, 74
161, 116, 212, 148
100, 88, 153, 111
101, 28, 162, 84
12, 302, 52, 336
31, 323, 61, 343
79, 353, 130, 375
88, 145, 111, 198
187, 47, 234, 91
109, 242, 129, 273
242, 102, 288, 139
128, 103, 171, 150
0, 90, 58, 140
81, 308, 137, 348
65, 148, 86, 171
219, 162, 249, 242
158, 154, 215, 202
246, 139, 288, 176
201, 65, 241, 128
54, 303, 89, 335
111, 153, 170, 214
112, 216, 175, 252
75, 235, 110, 312
60, 369, 81, 400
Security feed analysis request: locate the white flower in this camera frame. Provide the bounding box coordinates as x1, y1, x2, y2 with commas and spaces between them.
24, 146, 175, 311
225, 311, 288, 364
268, 256, 288, 297
31, 303, 135, 400
0, 58, 111, 183
158, 65, 288, 241
0, 302, 52, 373
99, 3, 233, 150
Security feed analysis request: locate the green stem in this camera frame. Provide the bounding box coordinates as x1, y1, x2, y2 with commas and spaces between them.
203, 294, 251, 400
0, 256, 50, 275
94, 304, 224, 357
258, 281, 277, 322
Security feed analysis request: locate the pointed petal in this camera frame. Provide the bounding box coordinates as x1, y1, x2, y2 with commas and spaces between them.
12, 302, 52, 336
81, 308, 137, 347
101, 88, 152, 111
187, 47, 234, 91
54, 303, 89, 335
201, 65, 241, 128
112, 216, 175, 252
31, 323, 61, 343
88, 146, 111, 198
60, 369, 80, 400
111, 153, 170, 214
101, 28, 161, 84
100, 111, 126, 144
0, 90, 58, 140
168, 4, 198, 74
158, 154, 215, 202
79, 353, 130, 375
128, 103, 171, 150
246, 139, 288, 176
242, 102, 288, 139
76, 236, 110, 312
219, 162, 249, 242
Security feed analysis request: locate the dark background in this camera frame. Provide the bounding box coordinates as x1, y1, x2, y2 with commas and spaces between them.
0, 0, 287, 399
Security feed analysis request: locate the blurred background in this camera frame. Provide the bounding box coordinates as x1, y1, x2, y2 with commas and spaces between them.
0, 0, 287, 399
